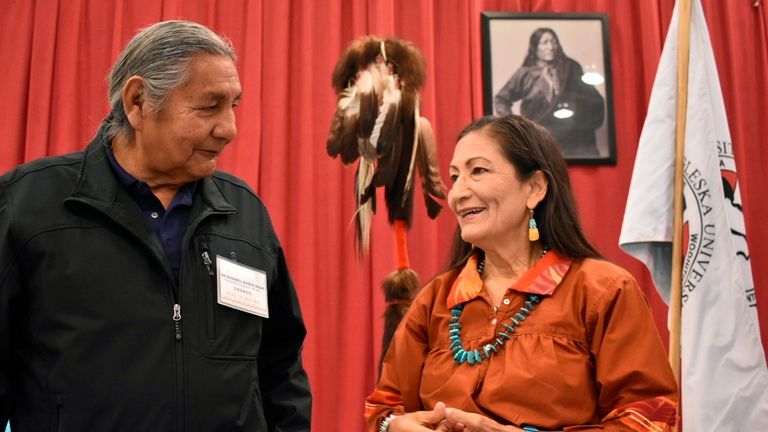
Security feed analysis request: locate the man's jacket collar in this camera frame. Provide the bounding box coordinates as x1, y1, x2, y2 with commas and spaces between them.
68, 129, 236, 215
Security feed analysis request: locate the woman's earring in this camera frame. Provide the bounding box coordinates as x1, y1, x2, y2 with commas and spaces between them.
528, 208, 540, 242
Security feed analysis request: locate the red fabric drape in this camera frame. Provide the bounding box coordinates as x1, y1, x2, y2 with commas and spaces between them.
1, 1, 766, 431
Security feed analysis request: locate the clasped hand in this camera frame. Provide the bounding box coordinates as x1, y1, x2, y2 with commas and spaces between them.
387, 402, 525, 432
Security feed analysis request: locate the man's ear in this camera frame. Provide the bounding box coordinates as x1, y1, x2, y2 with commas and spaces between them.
527, 170, 549, 209
122, 76, 147, 131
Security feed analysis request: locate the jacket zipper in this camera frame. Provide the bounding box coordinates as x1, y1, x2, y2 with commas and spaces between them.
201, 246, 217, 339
173, 303, 182, 341
174, 258, 185, 432
202, 249, 214, 275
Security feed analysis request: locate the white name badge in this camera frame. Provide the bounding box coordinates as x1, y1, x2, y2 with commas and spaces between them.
216, 255, 269, 318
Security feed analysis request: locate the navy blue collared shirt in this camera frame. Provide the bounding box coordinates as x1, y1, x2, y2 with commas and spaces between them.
106, 145, 196, 285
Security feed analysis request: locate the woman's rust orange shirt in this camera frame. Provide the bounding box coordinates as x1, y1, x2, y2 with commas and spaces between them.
365, 251, 678, 431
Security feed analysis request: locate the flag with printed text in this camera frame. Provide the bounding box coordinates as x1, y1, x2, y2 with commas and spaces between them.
619, 1, 768, 430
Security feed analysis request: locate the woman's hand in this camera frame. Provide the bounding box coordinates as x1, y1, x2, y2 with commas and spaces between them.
443, 408, 525, 432
389, 401, 449, 431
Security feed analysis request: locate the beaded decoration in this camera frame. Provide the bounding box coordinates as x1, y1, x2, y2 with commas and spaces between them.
449, 254, 546, 365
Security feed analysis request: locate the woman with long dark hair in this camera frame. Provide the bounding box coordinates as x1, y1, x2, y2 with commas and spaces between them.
365, 115, 677, 432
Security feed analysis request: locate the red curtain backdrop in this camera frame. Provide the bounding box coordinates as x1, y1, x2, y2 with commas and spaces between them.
2, 1, 766, 431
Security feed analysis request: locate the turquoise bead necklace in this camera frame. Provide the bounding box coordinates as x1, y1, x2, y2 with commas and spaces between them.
449, 255, 545, 365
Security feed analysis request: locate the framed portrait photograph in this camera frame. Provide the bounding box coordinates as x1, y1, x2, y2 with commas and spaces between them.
481, 12, 616, 164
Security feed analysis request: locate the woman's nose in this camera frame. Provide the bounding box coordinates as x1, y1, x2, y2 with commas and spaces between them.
448, 176, 470, 203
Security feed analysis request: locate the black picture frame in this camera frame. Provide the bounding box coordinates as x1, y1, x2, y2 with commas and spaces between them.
481, 12, 616, 164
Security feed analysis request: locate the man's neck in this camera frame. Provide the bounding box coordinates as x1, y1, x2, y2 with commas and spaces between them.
111, 135, 182, 209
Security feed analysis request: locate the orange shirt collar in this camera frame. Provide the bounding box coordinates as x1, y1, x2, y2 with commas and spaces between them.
446, 250, 573, 308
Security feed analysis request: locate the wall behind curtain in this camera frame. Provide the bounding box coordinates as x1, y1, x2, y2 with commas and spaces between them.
1, 1, 766, 431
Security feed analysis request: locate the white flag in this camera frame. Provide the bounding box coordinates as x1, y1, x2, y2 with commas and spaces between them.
619, 1, 768, 430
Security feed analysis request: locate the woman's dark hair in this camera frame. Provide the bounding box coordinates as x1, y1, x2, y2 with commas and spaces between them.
446, 114, 601, 271
523, 27, 565, 67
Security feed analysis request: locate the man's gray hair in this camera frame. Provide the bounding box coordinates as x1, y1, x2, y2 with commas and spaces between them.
104, 20, 236, 140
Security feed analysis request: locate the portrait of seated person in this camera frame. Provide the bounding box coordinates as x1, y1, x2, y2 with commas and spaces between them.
365, 115, 677, 432
494, 28, 606, 159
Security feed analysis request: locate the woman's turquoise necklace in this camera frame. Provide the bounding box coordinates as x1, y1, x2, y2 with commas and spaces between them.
449, 256, 544, 365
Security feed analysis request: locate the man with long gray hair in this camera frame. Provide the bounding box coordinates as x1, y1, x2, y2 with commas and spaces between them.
0, 20, 311, 431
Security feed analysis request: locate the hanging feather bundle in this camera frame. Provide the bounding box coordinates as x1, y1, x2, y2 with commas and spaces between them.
326, 36, 447, 254
327, 36, 447, 373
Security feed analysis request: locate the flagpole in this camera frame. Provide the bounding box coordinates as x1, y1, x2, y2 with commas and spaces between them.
670, 0, 691, 396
